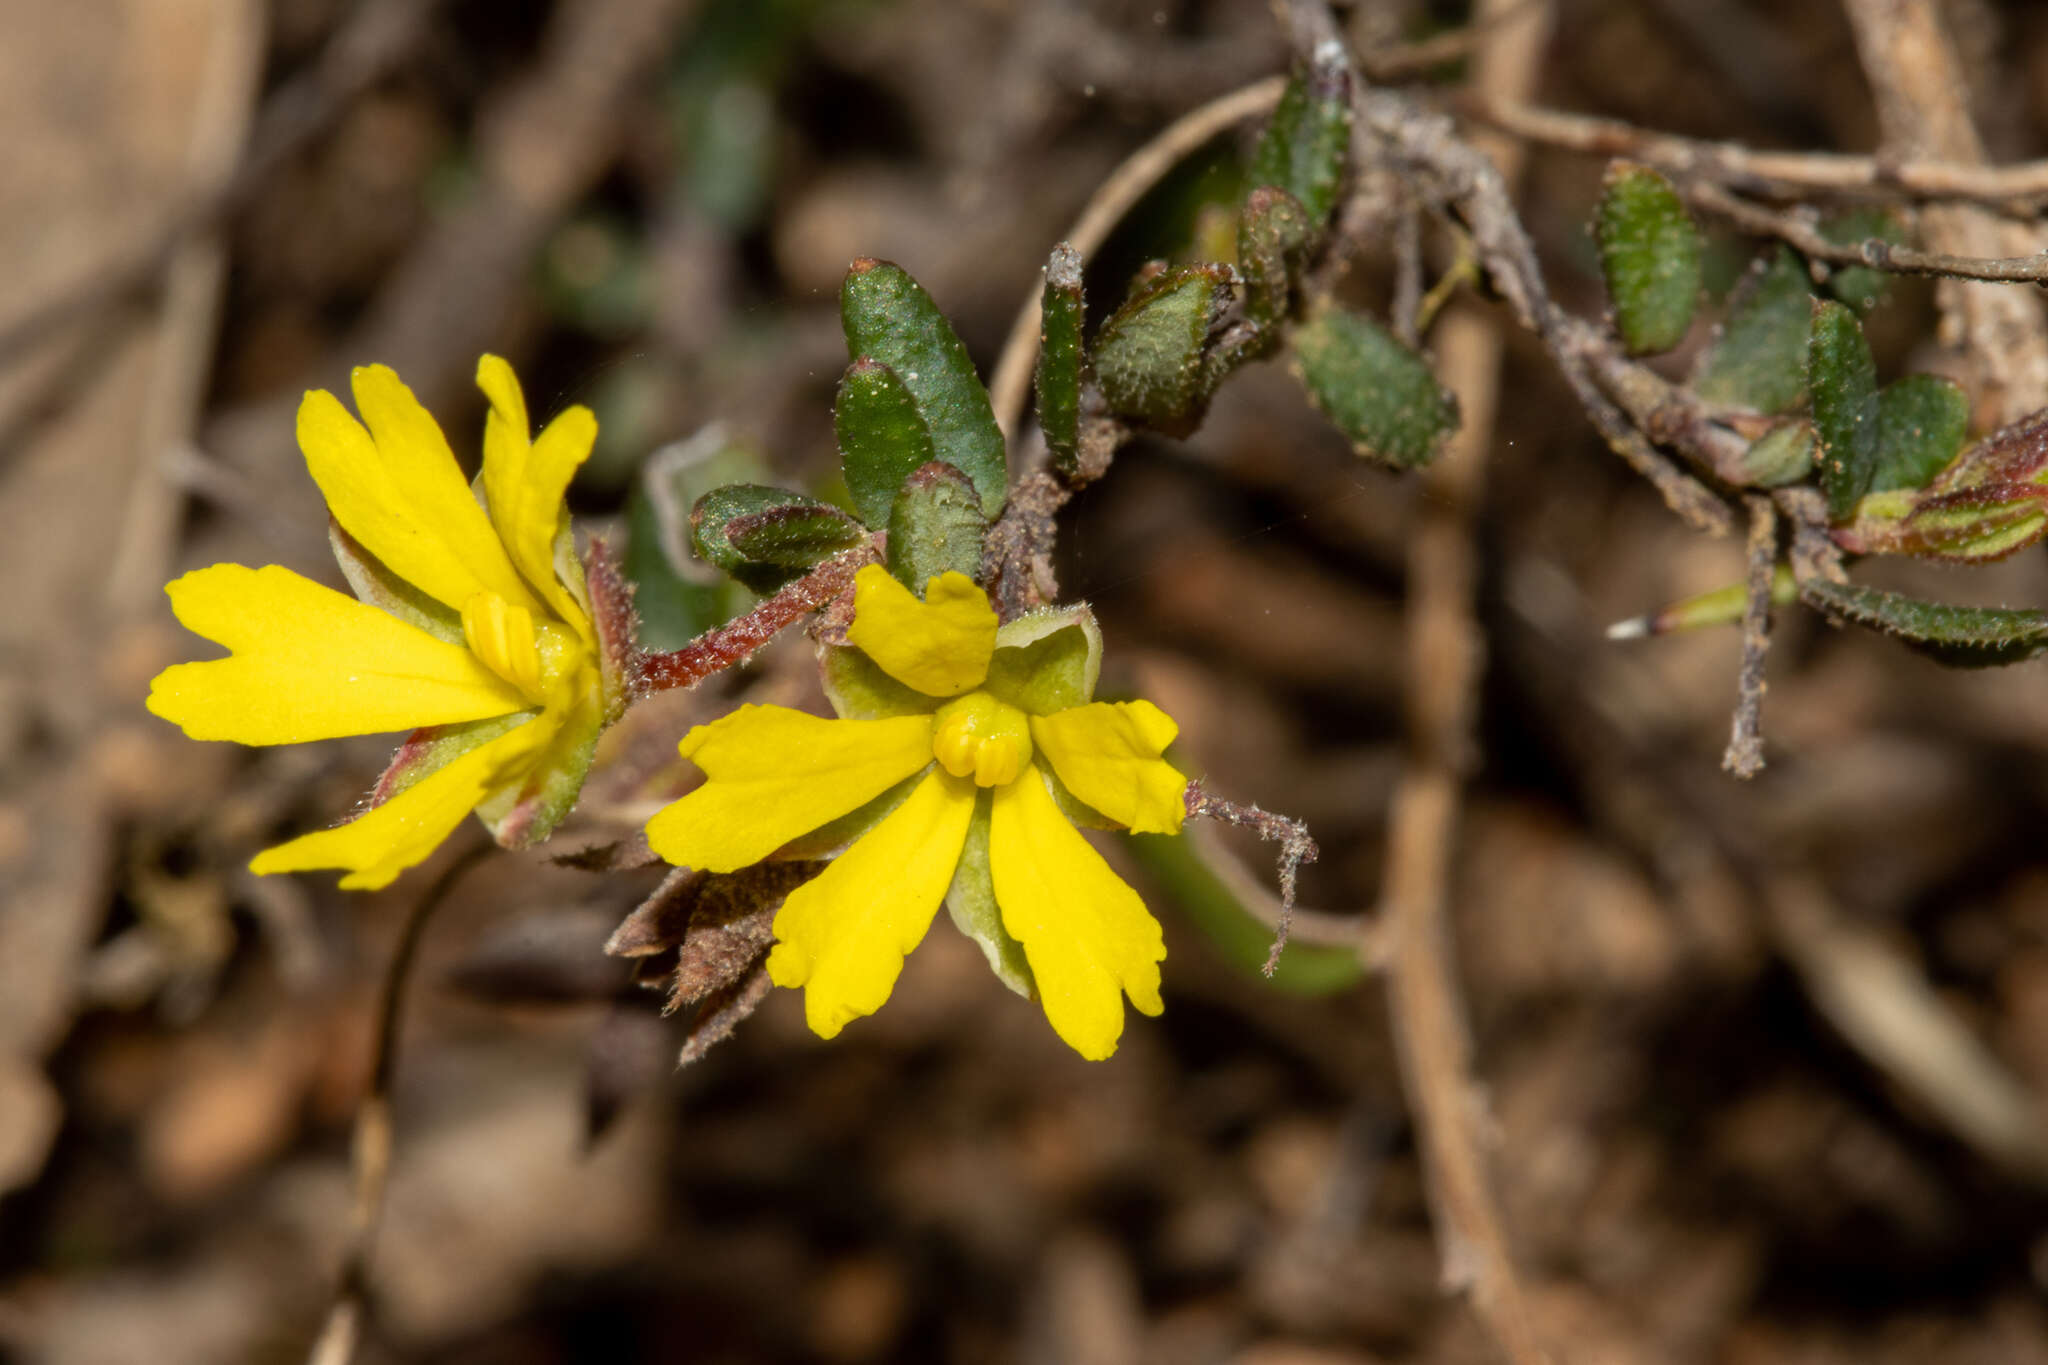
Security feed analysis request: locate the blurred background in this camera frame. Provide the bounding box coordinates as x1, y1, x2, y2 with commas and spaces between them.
12, 0, 2048, 1361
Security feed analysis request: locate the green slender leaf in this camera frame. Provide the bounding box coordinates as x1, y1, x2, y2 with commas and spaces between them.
1800, 577, 2048, 664
1128, 829, 1363, 996
1593, 162, 1703, 355
836, 356, 936, 527
1819, 207, 1906, 314
1694, 246, 1813, 413
886, 461, 985, 593
841, 259, 1007, 516
1093, 264, 1232, 434
1035, 243, 1086, 477
1872, 373, 1968, 494
692, 484, 865, 593
1810, 298, 1880, 520
1247, 47, 1352, 228
1289, 302, 1459, 469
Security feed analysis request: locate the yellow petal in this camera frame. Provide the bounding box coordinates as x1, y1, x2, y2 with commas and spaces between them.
645, 705, 936, 872
476, 355, 596, 636
765, 769, 976, 1038
297, 368, 538, 615
1029, 701, 1186, 834
147, 564, 528, 744
989, 766, 1165, 1060
845, 566, 995, 698
249, 714, 547, 890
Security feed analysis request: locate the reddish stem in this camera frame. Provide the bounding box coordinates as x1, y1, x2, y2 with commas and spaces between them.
632, 546, 874, 694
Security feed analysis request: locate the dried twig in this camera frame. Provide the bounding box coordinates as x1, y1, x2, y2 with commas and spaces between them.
1722, 495, 1778, 779
1284, 0, 1556, 1361
1841, 0, 2048, 427
305, 840, 493, 1365
1467, 95, 2048, 206
1690, 181, 2048, 284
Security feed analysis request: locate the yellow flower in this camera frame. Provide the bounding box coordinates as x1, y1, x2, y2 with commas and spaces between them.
645, 565, 1186, 1059
147, 357, 619, 891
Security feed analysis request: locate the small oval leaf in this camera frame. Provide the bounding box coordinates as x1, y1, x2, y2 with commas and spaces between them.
1248, 46, 1352, 229
691, 484, 866, 593
1810, 298, 1881, 521
1239, 185, 1312, 331
1593, 162, 1703, 355
1093, 264, 1232, 434
886, 460, 986, 593
1035, 243, 1086, 477
1288, 303, 1459, 469
1872, 373, 1969, 494
842, 259, 1007, 516
1694, 246, 1813, 413
837, 356, 937, 528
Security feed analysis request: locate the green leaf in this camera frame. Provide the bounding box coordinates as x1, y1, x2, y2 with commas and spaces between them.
1248, 47, 1352, 228
691, 484, 866, 593
836, 356, 937, 528
1799, 577, 2048, 664
1127, 828, 1364, 996
841, 259, 1008, 516
886, 461, 986, 593
1895, 483, 2048, 562
1093, 264, 1232, 434
1694, 246, 1813, 413
983, 606, 1102, 715
1239, 185, 1312, 332
1872, 373, 1969, 494
1593, 162, 1703, 355
1810, 298, 1881, 521
945, 796, 1034, 998
1288, 302, 1459, 468
1035, 243, 1086, 477
1819, 207, 1906, 314
1738, 420, 1815, 487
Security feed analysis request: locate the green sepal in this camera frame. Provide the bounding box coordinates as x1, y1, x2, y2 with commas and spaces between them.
1800, 577, 2048, 665
1127, 827, 1364, 996
984, 606, 1102, 716
1740, 421, 1815, 486
1810, 298, 1881, 521
1093, 264, 1233, 435
837, 356, 939, 528
818, 640, 936, 719
1289, 302, 1459, 469
1819, 207, 1906, 314
1592, 162, 1702, 355
329, 520, 464, 645
1239, 185, 1312, 331
841, 258, 1007, 516
373, 710, 534, 809
1247, 47, 1352, 229
1035, 243, 1086, 477
691, 483, 866, 593
886, 461, 986, 594
1872, 373, 1969, 494
1694, 245, 1813, 413
945, 793, 1035, 999
475, 693, 607, 849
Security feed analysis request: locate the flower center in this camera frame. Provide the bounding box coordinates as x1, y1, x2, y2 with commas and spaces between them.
931, 691, 1032, 788
463, 590, 571, 705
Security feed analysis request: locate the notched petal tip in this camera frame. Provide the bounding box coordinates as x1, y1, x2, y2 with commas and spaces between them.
847, 564, 997, 698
